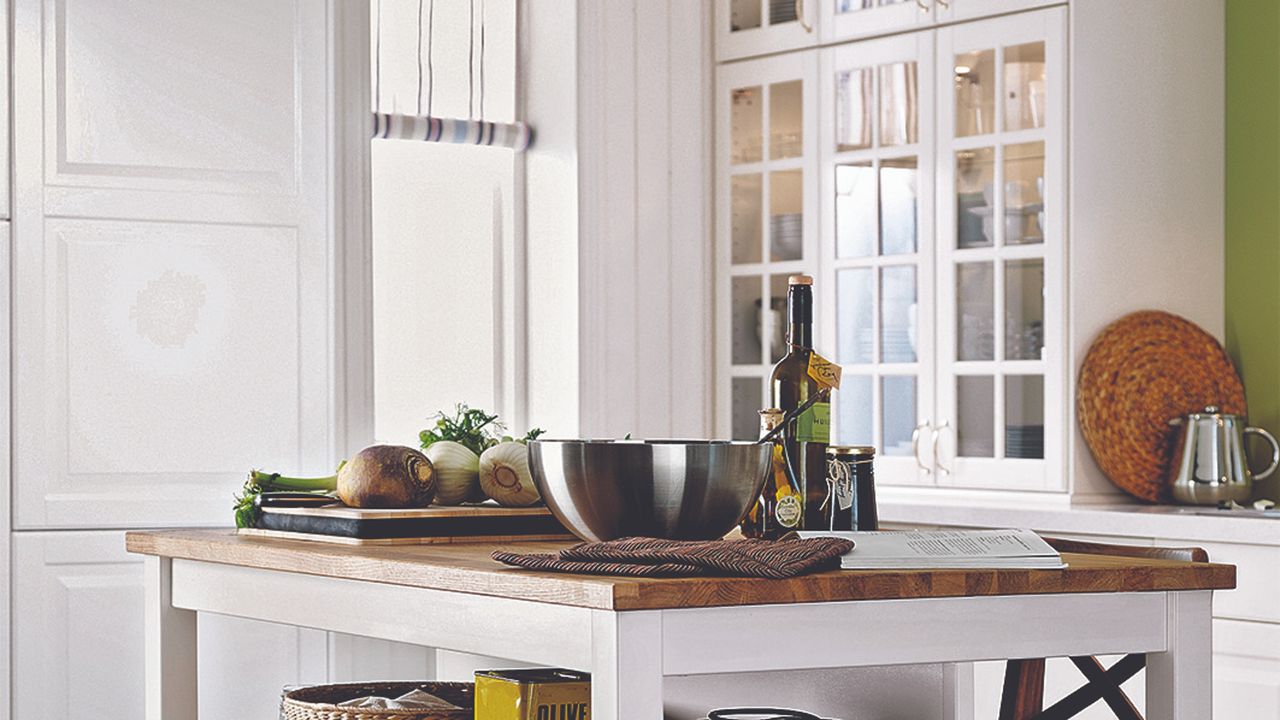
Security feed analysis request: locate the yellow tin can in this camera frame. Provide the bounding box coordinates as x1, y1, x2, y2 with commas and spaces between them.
474, 668, 590, 720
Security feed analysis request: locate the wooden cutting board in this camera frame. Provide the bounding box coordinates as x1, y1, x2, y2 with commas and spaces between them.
251, 503, 572, 543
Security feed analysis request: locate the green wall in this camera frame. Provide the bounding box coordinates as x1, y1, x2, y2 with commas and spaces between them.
1226, 0, 1280, 495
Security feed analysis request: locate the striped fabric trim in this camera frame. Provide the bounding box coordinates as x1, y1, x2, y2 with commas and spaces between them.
371, 112, 532, 151
492, 537, 854, 579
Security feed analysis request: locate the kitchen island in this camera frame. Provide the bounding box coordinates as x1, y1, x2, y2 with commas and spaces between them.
126, 530, 1235, 719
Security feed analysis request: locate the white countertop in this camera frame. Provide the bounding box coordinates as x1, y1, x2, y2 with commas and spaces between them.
880, 497, 1280, 547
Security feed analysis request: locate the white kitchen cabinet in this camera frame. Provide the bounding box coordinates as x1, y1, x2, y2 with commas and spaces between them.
1214, 619, 1280, 719
716, 2, 1225, 503
817, 29, 936, 486
716, 49, 820, 440
819, 0, 933, 46
11, 0, 336, 528
716, 0, 818, 62
12, 531, 328, 720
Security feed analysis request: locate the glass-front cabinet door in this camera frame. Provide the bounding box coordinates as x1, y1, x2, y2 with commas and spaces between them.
820, 32, 935, 485
717, 51, 820, 439
934, 7, 1066, 491
821, 0, 934, 45
717, 0, 818, 62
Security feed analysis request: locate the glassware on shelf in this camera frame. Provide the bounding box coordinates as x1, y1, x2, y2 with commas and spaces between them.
732, 276, 762, 365
731, 86, 763, 164
954, 49, 995, 137
770, 80, 803, 159
731, 174, 763, 264
1005, 259, 1045, 361
882, 375, 917, 456
956, 148, 994, 248
1005, 375, 1044, 459
1004, 42, 1047, 131
956, 375, 995, 457
837, 267, 874, 364
769, 170, 804, 261
957, 262, 995, 361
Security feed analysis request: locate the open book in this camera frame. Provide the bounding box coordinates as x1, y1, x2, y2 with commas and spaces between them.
798, 528, 1066, 570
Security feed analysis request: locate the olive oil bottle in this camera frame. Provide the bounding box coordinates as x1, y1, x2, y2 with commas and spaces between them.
741, 408, 803, 539
771, 274, 841, 531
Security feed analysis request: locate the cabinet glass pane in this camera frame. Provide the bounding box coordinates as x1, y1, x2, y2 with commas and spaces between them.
731, 86, 763, 164
882, 375, 916, 456
881, 157, 918, 255
1005, 259, 1044, 361
732, 276, 762, 365
880, 62, 918, 147
957, 262, 994, 361
770, 170, 804, 261
731, 174, 763, 265
881, 265, 916, 363
770, 80, 803, 160
836, 375, 873, 446
1005, 375, 1044, 459
957, 375, 994, 457
836, 163, 876, 258
955, 49, 995, 137
1004, 42, 1046, 131
837, 267, 873, 364
732, 377, 763, 440
836, 68, 872, 152
768, 274, 790, 363
839, 0, 910, 11
769, 0, 797, 25
731, 0, 762, 32
957, 147, 995, 249
1005, 141, 1045, 245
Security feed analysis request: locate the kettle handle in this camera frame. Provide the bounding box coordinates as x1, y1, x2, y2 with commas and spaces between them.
1244, 426, 1280, 480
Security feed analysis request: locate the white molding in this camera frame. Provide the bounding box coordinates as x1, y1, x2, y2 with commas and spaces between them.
0, 223, 10, 720
329, 0, 374, 457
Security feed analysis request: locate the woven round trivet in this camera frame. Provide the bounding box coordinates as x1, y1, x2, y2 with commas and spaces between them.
1077, 311, 1245, 502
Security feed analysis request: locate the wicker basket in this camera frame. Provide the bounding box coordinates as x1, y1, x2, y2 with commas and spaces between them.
1076, 310, 1246, 502
280, 682, 473, 720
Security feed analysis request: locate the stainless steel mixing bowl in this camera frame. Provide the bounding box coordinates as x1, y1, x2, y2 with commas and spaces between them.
528, 439, 772, 542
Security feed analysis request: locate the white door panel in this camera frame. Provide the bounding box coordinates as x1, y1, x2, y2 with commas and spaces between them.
12, 0, 334, 528
12, 531, 328, 720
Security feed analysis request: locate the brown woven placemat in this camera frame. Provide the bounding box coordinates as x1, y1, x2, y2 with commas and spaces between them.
493, 536, 855, 578
1077, 311, 1245, 502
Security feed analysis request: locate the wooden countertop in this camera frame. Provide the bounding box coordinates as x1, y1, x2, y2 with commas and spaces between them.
126, 529, 1236, 611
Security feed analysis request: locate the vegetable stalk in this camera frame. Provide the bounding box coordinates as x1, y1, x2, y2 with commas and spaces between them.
234, 469, 338, 529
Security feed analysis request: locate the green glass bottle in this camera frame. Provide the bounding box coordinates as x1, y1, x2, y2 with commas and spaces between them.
770, 274, 840, 531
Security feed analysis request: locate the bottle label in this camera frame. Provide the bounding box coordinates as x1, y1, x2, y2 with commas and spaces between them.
774, 494, 802, 528
796, 402, 831, 443
807, 352, 842, 390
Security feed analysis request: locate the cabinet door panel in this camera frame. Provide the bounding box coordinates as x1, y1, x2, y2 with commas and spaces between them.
820, 31, 935, 485
13, 0, 333, 527
12, 531, 328, 720
716, 0, 819, 62
717, 51, 820, 439
820, 0, 933, 46
1215, 619, 1280, 719
934, 7, 1066, 492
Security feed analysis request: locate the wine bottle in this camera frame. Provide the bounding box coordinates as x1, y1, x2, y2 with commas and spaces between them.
770, 274, 843, 531
741, 408, 804, 539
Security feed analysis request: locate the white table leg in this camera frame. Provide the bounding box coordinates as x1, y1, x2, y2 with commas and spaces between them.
145, 556, 198, 720
591, 610, 664, 719
1146, 590, 1213, 720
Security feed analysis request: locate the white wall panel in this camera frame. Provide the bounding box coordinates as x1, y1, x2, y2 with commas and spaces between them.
12, 0, 334, 528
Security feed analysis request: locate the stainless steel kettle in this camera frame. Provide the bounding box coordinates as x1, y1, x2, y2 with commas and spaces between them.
1169, 406, 1280, 505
